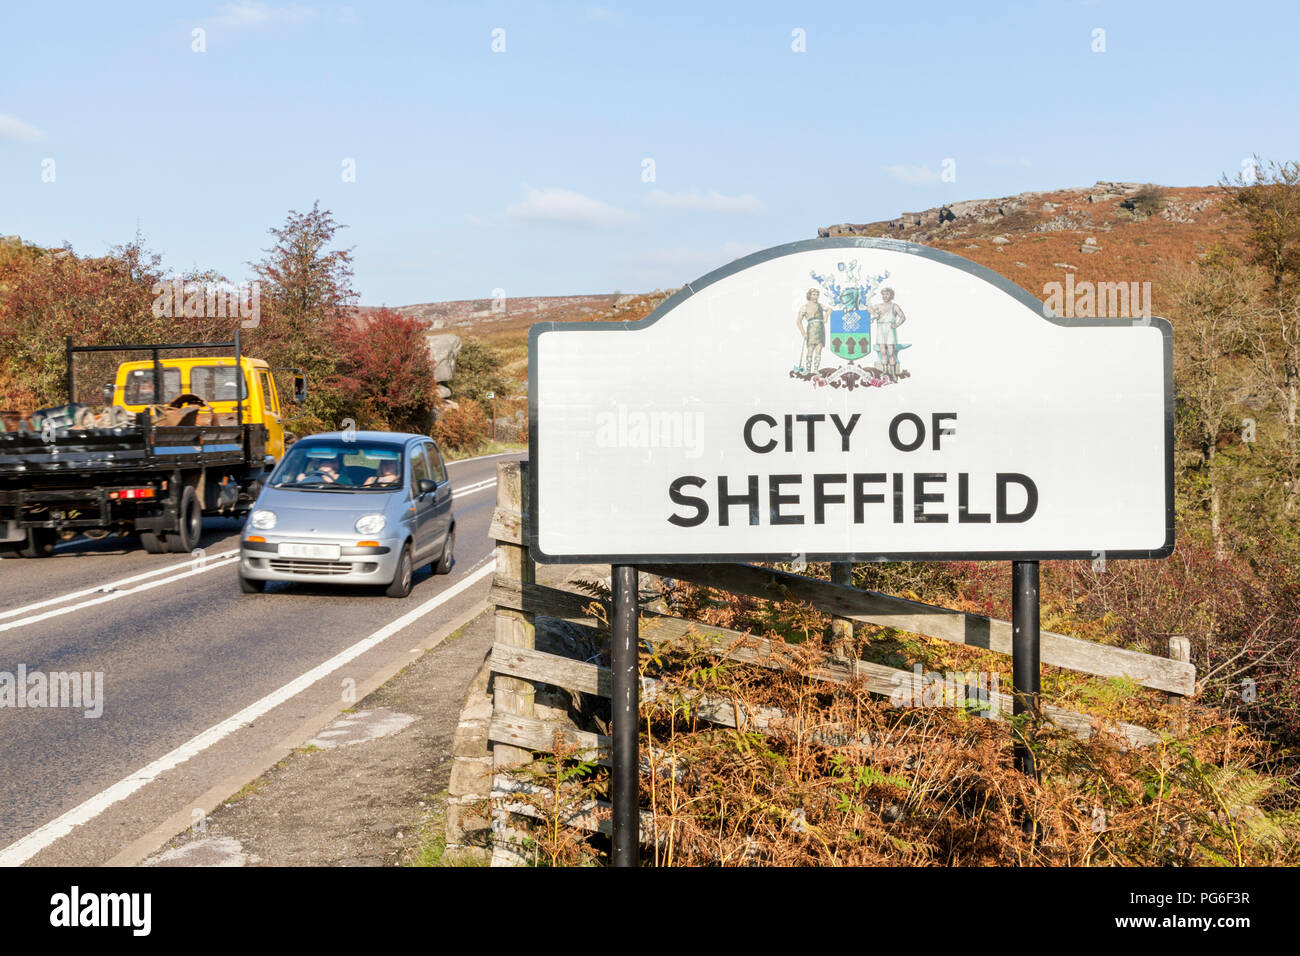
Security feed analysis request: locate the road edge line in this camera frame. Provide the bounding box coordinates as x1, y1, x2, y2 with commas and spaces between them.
104, 595, 495, 867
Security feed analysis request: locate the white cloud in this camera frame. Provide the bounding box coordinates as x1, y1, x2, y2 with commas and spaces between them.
884, 164, 939, 185
506, 186, 631, 228
646, 189, 764, 215
0, 114, 43, 143
214, 2, 318, 27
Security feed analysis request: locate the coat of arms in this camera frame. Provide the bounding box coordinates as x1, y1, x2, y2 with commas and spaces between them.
792, 260, 911, 390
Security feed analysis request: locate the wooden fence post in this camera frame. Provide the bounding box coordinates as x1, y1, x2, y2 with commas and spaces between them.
829, 562, 854, 657
1168, 635, 1191, 736
490, 460, 535, 865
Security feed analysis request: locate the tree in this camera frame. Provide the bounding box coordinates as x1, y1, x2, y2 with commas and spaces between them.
247, 202, 356, 433
1167, 254, 1256, 559
1223, 157, 1300, 302
1222, 159, 1300, 522
332, 308, 440, 433
448, 337, 509, 402
0, 234, 229, 407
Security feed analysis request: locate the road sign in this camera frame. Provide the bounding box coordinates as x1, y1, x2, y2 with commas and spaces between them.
530, 238, 1173, 564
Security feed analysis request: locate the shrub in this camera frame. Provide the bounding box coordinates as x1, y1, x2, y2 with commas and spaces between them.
433, 398, 490, 451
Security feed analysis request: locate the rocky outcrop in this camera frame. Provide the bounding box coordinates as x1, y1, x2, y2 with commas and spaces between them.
817, 182, 1154, 243
425, 333, 461, 383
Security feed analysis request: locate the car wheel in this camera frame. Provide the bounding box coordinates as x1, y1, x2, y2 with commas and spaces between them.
18, 528, 56, 558
434, 526, 454, 575
386, 544, 414, 598
167, 487, 203, 553
239, 573, 266, 594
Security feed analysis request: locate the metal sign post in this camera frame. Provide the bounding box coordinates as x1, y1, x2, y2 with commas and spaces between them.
610, 564, 640, 866
1011, 560, 1041, 777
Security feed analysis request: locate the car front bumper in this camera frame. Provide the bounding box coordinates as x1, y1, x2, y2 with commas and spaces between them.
239, 536, 401, 585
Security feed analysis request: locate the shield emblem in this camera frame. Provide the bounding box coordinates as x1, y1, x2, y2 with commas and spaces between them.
829, 309, 870, 361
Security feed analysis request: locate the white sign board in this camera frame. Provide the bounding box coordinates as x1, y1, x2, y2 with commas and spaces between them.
530, 239, 1172, 564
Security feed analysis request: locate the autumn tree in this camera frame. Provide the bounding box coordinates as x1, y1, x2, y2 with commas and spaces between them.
247, 202, 356, 433
332, 308, 440, 433
0, 234, 229, 408
1167, 254, 1256, 559
1222, 158, 1300, 525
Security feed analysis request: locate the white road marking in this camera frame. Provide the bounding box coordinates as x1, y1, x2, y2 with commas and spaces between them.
446, 450, 525, 466
0, 477, 501, 624
0, 551, 242, 635
0, 558, 496, 866
452, 478, 496, 499
0, 550, 240, 623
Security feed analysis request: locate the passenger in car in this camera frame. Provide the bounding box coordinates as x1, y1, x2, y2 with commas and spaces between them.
363, 459, 400, 487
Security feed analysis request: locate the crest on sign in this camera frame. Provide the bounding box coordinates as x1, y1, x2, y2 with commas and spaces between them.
793, 260, 912, 390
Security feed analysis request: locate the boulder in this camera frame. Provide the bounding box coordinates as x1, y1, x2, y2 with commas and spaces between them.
426, 333, 462, 383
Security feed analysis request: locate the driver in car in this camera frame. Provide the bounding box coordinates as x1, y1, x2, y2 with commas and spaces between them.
298, 455, 342, 483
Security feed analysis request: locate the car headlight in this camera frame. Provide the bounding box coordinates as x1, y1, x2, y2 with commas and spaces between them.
355, 514, 386, 535
250, 510, 277, 530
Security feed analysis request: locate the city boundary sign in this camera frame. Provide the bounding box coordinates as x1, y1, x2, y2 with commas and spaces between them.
529, 237, 1173, 564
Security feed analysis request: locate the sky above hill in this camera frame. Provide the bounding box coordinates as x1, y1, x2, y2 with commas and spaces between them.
2, 0, 1297, 305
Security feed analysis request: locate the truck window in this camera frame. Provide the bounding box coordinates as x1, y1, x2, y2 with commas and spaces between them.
123, 368, 182, 405
190, 365, 249, 403
258, 371, 279, 415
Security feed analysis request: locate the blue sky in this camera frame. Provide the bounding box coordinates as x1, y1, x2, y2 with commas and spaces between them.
2, 0, 1297, 305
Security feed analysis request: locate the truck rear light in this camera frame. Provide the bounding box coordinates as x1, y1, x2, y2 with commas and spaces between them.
109, 487, 156, 500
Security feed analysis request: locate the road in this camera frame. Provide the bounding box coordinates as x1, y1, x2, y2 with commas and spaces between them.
0, 451, 523, 866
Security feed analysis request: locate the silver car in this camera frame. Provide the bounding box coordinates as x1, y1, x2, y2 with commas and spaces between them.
238, 431, 455, 598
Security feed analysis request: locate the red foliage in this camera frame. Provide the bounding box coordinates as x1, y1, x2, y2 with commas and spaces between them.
331, 307, 439, 433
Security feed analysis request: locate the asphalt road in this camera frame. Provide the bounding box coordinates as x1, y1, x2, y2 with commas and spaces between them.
0, 451, 523, 866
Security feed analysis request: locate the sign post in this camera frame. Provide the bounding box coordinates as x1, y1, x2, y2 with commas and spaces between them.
1011, 560, 1041, 777
610, 565, 640, 866
530, 237, 1173, 858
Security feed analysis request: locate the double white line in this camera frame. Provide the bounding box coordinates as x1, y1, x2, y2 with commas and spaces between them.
0, 551, 241, 634
0, 477, 499, 635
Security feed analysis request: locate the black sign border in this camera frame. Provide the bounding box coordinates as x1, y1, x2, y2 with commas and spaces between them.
528, 236, 1175, 565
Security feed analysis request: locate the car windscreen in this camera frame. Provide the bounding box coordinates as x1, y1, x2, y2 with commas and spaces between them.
272, 443, 405, 490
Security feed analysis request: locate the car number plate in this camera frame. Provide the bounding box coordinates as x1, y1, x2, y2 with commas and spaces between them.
280, 542, 341, 560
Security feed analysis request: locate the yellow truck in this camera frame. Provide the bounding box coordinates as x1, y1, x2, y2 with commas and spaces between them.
0, 334, 305, 557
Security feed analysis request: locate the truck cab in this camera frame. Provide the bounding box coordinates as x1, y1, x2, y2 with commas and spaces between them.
111, 356, 297, 460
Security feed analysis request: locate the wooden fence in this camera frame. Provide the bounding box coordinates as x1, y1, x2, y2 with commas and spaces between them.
449, 461, 1197, 864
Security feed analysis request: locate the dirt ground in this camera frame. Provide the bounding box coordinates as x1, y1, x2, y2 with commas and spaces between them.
142, 607, 497, 867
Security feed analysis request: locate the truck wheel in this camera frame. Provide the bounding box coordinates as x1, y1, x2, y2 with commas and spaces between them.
18, 529, 56, 558
239, 573, 266, 594
140, 532, 167, 554
385, 544, 414, 598
167, 487, 203, 554
434, 525, 455, 575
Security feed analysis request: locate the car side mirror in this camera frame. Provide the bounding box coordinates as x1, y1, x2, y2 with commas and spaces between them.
418, 478, 437, 495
